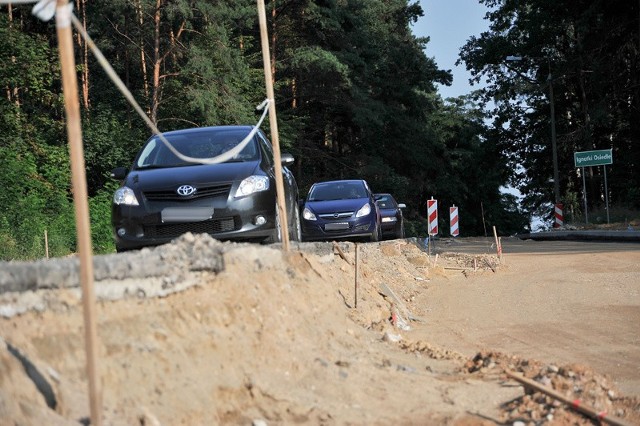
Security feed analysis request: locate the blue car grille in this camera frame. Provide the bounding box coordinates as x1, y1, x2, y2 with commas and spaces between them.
318, 211, 353, 220
144, 217, 237, 238
144, 183, 232, 202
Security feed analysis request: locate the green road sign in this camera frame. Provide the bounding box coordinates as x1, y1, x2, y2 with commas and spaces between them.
574, 149, 613, 167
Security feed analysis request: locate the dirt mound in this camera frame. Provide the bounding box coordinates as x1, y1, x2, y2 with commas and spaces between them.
0, 234, 638, 425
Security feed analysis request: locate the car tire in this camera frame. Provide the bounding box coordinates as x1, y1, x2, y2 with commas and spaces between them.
289, 205, 302, 242
395, 223, 405, 239
370, 223, 380, 242
265, 204, 282, 244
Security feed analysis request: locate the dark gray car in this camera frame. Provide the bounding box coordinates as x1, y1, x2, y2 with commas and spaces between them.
111, 125, 300, 251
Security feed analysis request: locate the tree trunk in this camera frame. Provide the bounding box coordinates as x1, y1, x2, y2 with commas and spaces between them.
271, 0, 277, 82
135, 0, 150, 107
150, 0, 162, 126
76, 0, 90, 110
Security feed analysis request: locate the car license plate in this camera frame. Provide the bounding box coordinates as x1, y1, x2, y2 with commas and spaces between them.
324, 222, 349, 231
161, 207, 213, 223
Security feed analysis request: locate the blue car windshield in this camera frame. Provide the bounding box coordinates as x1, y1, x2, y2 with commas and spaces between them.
135, 129, 259, 168
308, 183, 367, 201
376, 196, 397, 209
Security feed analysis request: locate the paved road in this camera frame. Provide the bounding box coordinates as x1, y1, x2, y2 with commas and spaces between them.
428, 236, 640, 255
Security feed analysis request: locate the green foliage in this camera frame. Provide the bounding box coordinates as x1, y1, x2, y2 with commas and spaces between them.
1, 0, 551, 260
90, 183, 118, 254
461, 0, 640, 219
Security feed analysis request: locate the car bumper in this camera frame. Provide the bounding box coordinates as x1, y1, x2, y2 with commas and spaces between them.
112, 190, 276, 251
380, 218, 399, 233
301, 217, 377, 241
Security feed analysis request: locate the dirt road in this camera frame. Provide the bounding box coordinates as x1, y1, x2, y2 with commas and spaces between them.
424, 238, 640, 396
1, 235, 639, 425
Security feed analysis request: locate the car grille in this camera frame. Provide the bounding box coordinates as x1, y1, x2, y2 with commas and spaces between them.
144, 217, 237, 238
318, 211, 353, 220
143, 183, 232, 202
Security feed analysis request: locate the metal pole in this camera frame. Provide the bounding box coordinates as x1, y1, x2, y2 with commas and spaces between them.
547, 62, 560, 205
604, 165, 610, 224
257, 0, 290, 251
56, 1, 102, 424
581, 167, 589, 224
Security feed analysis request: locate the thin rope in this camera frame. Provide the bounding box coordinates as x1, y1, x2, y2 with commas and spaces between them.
68, 13, 271, 164
14, 0, 272, 165
0, 0, 40, 4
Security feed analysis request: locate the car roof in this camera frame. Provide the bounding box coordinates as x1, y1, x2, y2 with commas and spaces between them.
312, 179, 366, 186
155, 125, 256, 137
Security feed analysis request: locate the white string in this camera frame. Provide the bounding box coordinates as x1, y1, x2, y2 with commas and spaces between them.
20, 0, 272, 165
0, 0, 40, 4
32, 0, 57, 21
68, 12, 271, 165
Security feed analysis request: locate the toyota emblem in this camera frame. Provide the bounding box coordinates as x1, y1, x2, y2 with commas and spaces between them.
176, 185, 196, 196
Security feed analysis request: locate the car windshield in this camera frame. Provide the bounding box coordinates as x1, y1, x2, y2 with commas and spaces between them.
308, 182, 367, 201
376, 195, 397, 209
135, 129, 259, 168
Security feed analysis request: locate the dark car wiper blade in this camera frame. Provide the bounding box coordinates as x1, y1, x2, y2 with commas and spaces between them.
137, 162, 199, 170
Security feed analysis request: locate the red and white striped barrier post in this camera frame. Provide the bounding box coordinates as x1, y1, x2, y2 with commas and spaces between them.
427, 197, 438, 236
554, 203, 564, 228
450, 205, 459, 237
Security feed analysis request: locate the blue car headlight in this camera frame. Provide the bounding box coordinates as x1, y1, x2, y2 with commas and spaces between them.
302, 207, 317, 221
113, 186, 139, 206
235, 175, 269, 197
355, 203, 371, 218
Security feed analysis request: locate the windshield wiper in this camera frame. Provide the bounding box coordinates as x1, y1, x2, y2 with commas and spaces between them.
137, 162, 197, 169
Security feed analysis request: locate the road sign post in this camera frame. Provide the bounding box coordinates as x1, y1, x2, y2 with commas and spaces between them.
427, 198, 438, 236
449, 205, 459, 237
574, 149, 613, 224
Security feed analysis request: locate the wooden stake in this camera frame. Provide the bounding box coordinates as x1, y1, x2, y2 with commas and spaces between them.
506, 370, 633, 426
56, 1, 102, 424
333, 241, 352, 265
44, 230, 49, 259
354, 243, 358, 308
257, 0, 289, 251
492, 225, 502, 263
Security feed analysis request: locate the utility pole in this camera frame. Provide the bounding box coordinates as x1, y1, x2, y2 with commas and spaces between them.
506, 55, 561, 205
547, 61, 560, 205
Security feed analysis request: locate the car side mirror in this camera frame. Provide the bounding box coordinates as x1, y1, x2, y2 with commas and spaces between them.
280, 152, 295, 167
398, 203, 406, 209
110, 167, 128, 180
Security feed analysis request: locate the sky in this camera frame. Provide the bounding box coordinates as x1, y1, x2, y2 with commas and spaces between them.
411, 0, 490, 99
411, 2, 538, 226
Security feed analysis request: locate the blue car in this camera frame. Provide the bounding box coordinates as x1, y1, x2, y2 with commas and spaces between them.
301, 179, 381, 242
375, 193, 406, 239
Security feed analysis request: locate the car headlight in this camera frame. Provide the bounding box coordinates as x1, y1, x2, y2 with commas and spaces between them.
302, 207, 317, 221
235, 175, 269, 197
113, 186, 139, 206
355, 203, 371, 218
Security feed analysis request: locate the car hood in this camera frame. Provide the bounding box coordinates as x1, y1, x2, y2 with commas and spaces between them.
125, 161, 261, 189
305, 198, 371, 214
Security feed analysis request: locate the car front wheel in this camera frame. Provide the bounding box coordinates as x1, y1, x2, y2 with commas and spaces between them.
370, 223, 380, 242
265, 203, 282, 244
289, 205, 302, 242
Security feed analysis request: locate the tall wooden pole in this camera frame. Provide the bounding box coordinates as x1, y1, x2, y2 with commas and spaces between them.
56, 1, 102, 424
257, 0, 290, 251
